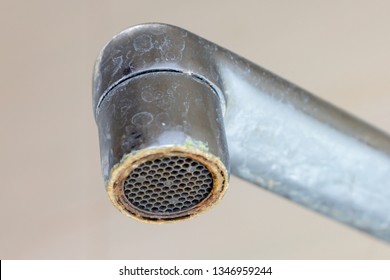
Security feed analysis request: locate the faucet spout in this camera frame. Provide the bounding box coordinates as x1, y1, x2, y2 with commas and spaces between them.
93, 23, 390, 242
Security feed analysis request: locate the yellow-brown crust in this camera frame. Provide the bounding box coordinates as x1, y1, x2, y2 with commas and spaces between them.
106, 146, 228, 223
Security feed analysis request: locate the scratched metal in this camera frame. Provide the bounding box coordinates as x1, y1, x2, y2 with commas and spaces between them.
93, 23, 390, 242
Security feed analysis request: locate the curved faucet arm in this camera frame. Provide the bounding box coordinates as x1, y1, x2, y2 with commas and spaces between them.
93, 23, 390, 241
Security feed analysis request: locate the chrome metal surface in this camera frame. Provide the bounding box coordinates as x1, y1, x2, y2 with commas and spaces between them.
96, 71, 228, 183
94, 42, 229, 222
93, 23, 390, 241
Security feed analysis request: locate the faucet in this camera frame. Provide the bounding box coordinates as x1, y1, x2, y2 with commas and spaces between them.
93, 23, 390, 242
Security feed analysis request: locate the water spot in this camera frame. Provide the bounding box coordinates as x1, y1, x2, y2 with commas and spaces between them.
141, 91, 156, 102
132, 112, 153, 126
164, 51, 182, 61
134, 35, 153, 52
155, 90, 164, 99
159, 36, 185, 61
156, 97, 172, 110
174, 37, 186, 51
125, 50, 133, 59
119, 98, 137, 119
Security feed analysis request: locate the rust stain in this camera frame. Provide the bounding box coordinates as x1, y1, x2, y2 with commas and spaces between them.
106, 145, 229, 223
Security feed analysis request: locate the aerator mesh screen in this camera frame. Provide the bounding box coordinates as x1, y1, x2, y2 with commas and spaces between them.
123, 156, 213, 215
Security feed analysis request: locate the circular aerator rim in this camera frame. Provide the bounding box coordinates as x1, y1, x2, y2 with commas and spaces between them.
106, 146, 228, 223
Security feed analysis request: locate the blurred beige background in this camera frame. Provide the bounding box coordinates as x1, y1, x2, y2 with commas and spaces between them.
1, 0, 390, 259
